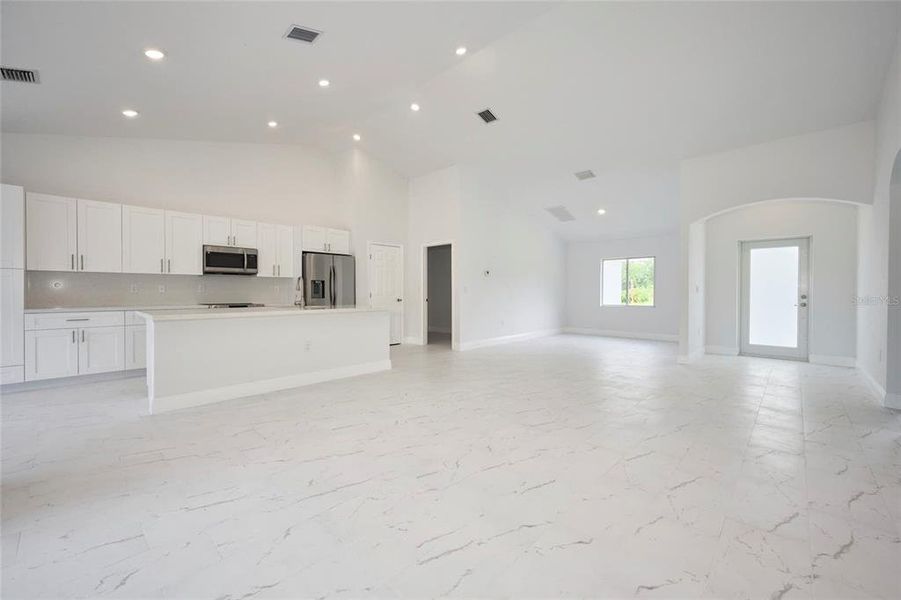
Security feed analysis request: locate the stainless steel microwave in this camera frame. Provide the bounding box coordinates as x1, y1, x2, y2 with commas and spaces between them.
203, 245, 258, 275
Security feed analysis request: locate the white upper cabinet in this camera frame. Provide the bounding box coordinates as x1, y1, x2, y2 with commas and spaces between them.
275, 225, 294, 277
165, 211, 203, 275
203, 215, 256, 248
26, 193, 78, 271
326, 228, 351, 255
301, 225, 327, 252
257, 222, 277, 277
1, 184, 25, 269
123, 205, 165, 274
76, 199, 122, 273
231, 219, 257, 248
203, 215, 230, 246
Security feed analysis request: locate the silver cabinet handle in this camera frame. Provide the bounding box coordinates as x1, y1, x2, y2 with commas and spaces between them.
160, 258, 164, 273
278, 264, 281, 276
66, 318, 89, 322
272, 264, 276, 276
72, 330, 75, 343
80, 255, 84, 270
168, 259, 171, 273
81, 330, 85, 343
71, 254, 75, 270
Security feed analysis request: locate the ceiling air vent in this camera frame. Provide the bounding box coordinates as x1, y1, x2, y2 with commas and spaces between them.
285, 25, 322, 44
574, 170, 596, 181
1, 67, 39, 83
545, 206, 576, 222
477, 108, 497, 124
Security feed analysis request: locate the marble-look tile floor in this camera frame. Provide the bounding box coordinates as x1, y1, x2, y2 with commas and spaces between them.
2, 335, 900, 599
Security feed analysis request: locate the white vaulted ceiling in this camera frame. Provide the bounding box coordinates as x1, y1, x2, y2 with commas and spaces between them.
2, 1, 899, 239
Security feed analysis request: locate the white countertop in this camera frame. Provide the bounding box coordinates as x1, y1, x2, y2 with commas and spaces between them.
138, 306, 384, 322
24, 305, 208, 314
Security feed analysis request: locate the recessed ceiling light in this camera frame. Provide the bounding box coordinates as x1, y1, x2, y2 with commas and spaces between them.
597, 208, 607, 215
121, 109, 139, 118
144, 48, 165, 61
352, 133, 361, 141
410, 103, 420, 112
267, 121, 278, 128
455, 46, 467, 56
318, 79, 330, 87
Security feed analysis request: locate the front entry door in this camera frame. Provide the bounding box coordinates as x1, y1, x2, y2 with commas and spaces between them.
740, 238, 810, 360
369, 243, 403, 344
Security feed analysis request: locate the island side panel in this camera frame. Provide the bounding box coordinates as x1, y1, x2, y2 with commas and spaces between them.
148, 311, 390, 413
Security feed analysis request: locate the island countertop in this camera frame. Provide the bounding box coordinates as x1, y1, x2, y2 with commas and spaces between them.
137, 306, 384, 322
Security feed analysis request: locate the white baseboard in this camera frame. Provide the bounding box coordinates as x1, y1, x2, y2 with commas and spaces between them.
677, 348, 705, 364
857, 364, 887, 402
427, 326, 451, 334
809, 354, 856, 368
706, 345, 739, 356
458, 328, 561, 351
886, 392, 901, 410
150, 360, 391, 415
563, 327, 678, 343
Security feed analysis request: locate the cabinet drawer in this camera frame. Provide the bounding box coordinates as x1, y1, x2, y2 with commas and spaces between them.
25, 311, 125, 331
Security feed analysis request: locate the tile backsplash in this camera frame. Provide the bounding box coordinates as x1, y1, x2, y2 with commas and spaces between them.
26, 271, 297, 308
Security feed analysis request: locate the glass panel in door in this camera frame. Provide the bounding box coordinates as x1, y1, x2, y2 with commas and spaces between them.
740, 238, 809, 360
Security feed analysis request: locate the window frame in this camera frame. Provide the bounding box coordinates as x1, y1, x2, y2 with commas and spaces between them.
600, 256, 657, 307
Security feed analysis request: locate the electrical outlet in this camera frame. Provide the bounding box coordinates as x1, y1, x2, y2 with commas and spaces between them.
274, 285, 279, 293
304, 340, 312, 352
130, 284, 138, 293
197, 283, 205, 293
158, 285, 166, 294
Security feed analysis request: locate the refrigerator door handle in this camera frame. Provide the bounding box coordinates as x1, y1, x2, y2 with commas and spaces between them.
330, 264, 336, 306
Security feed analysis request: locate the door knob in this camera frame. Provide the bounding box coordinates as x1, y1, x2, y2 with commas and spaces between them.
799, 302, 807, 307
396, 298, 403, 302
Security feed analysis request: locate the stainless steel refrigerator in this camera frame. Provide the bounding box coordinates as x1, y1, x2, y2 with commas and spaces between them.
302, 252, 356, 308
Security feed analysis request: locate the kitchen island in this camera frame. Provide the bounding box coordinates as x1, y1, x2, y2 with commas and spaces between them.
137, 307, 391, 414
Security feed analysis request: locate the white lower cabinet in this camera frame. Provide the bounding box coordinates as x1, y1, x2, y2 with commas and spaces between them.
25, 328, 79, 381
78, 326, 125, 375
125, 325, 146, 370
24, 311, 129, 381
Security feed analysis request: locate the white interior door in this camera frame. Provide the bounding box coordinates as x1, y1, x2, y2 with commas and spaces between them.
369, 243, 403, 344
740, 238, 809, 360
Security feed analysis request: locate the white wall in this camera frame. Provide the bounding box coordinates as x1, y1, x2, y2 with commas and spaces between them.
565, 232, 679, 340
405, 166, 462, 345
678, 122, 877, 359
456, 167, 565, 348
404, 165, 566, 349
427, 245, 452, 334
1, 133, 408, 307
858, 31, 901, 403
705, 200, 858, 363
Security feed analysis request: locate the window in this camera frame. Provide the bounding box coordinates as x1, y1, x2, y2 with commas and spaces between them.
601, 257, 655, 306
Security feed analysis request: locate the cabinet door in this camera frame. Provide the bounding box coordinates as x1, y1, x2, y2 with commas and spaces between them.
122, 205, 165, 274
231, 219, 257, 248
0, 269, 24, 368
275, 225, 294, 277
302, 225, 326, 252
256, 223, 277, 277
1, 184, 25, 269
125, 325, 146, 370
77, 199, 122, 273
326, 228, 351, 255
165, 211, 203, 275
25, 328, 79, 381
26, 193, 77, 271
78, 325, 125, 375
203, 215, 231, 246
